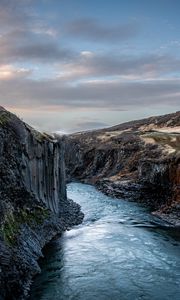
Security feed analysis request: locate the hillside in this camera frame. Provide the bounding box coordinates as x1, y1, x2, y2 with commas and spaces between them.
64, 111, 180, 226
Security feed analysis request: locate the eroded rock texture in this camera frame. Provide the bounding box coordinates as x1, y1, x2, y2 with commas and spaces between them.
0, 107, 66, 215
64, 111, 180, 226
0, 107, 83, 300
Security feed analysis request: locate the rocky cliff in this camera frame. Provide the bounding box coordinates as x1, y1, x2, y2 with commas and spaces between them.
64, 111, 180, 226
0, 107, 83, 300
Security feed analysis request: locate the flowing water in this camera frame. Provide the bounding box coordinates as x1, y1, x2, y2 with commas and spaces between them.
30, 183, 180, 300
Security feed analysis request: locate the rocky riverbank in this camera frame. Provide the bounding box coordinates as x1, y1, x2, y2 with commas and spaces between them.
0, 107, 83, 300
0, 107, 179, 298
64, 111, 180, 226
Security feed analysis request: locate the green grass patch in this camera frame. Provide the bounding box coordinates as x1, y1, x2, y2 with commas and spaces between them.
0, 206, 50, 246
0, 111, 12, 126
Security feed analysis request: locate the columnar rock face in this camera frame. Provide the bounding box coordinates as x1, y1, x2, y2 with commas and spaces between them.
0, 107, 83, 300
0, 107, 66, 215
21, 131, 67, 214
64, 111, 180, 225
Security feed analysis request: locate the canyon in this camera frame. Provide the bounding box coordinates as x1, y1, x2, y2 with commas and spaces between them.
0, 107, 179, 299
0, 107, 83, 300
64, 111, 180, 226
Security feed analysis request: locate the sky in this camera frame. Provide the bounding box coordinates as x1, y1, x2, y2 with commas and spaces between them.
0, 0, 180, 133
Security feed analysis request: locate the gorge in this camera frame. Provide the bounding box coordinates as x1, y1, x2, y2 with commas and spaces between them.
0, 107, 179, 300
0, 107, 83, 300
30, 182, 180, 300
64, 111, 180, 226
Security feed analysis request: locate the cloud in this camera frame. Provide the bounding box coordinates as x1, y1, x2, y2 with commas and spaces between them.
65, 18, 139, 43
0, 64, 32, 80
0, 28, 75, 64
57, 52, 180, 81
0, 0, 28, 32
1, 76, 180, 110
0, 0, 40, 34
0, 0, 179, 126
0, 0, 75, 64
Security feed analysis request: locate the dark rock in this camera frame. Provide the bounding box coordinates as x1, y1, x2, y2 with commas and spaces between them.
0, 108, 83, 299
64, 111, 180, 226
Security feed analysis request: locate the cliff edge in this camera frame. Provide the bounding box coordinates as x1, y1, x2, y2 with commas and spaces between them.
64, 111, 180, 226
0, 107, 83, 300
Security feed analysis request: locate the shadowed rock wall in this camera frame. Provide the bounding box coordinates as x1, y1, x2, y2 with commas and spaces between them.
0, 107, 66, 215
0, 107, 83, 300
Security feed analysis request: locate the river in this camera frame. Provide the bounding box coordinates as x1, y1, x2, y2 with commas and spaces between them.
30, 182, 180, 300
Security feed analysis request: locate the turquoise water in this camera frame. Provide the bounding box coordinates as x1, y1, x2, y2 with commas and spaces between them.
30, 183, 180, 300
